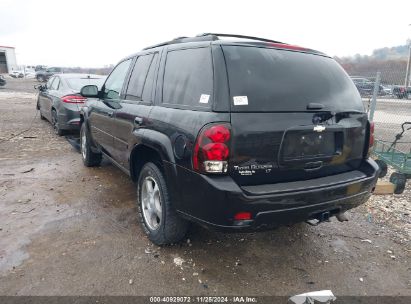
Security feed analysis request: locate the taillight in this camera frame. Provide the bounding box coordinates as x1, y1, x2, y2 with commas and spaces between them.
234, 212, 252, 221
193, 123, 231, 174
369, 121, 375, 148
62, 95, 86, 104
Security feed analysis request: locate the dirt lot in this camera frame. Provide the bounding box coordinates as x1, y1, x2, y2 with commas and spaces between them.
0, 78, 410, 296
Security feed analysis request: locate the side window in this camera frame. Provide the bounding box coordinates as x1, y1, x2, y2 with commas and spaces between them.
50, 77, 60, 90
126, 54, 154, 101
103, 59, 132, 100
58, 79, 64, 90
162, 47, 213, 107
142, 53, 159, 102
46, 77, 55, 89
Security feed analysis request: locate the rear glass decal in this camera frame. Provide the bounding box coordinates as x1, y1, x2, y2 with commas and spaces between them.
199, 94, 210, 104
233, 96, 248, 105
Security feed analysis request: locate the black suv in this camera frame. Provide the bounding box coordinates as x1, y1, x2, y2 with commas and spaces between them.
36, 67, 62, 82
79, 34, 379, 245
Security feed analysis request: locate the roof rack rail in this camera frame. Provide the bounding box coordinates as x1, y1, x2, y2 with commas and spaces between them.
195, 33, 286, 44
143, 35, 218, 50
142, 33, 286, 50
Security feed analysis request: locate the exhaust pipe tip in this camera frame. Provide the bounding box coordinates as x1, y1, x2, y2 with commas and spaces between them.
336, 212, 349, 222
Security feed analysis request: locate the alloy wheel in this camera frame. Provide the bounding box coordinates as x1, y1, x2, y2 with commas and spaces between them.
141, 176, 162, 230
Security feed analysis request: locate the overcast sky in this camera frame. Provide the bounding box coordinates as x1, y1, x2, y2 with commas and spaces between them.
1, 0, 410, 67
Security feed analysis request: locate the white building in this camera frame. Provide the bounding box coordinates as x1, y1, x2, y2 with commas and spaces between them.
0, 45, 17, 73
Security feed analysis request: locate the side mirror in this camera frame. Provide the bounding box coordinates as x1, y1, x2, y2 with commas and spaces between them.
34, 84, 45, 91
80, 85, 99, 98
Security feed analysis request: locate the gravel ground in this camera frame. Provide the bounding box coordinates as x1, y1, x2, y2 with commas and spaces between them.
0, 78, 410, 297
364, 167, 411, 246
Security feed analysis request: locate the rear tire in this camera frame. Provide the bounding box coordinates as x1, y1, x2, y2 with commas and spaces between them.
390, 172, 407, 194
375, 159, 388, 178
37, 102, 46, 120
51, 110, 64, 136
80, 123, 102, 167
137, 162, 188, 245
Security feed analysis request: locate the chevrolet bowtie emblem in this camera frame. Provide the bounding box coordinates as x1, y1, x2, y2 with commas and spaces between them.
313, 125, 326, 132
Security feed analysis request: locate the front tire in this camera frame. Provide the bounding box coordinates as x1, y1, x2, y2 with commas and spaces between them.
80, 123, 102, 167
137, 162, 188, 245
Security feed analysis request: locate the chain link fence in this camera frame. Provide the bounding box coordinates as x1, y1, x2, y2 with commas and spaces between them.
348, 69, 411, 154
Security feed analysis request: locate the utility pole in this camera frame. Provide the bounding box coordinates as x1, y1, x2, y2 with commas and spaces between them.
369, 72, 381, 122
405, 24, 411, 87
406, 45, 411, 87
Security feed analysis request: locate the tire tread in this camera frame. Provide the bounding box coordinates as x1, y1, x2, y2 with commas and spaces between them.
80, 124, 102, 167
137, 162, 188, 245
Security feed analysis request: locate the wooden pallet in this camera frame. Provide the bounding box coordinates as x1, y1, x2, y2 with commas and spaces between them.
373, 180, 395, 195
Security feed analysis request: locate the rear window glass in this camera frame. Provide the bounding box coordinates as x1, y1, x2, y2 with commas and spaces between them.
126, 54, 154, 101
66, 77, 105, 91
222, 46, 363, 112
163, 47, 213, 107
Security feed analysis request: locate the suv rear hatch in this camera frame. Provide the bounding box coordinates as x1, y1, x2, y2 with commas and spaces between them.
222, 45, 368, 186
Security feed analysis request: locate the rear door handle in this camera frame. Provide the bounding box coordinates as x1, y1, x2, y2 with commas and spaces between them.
134, 117, 143, 125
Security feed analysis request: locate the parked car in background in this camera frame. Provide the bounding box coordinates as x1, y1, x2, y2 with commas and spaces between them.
351, 77, 371, 84
36, 74, 105, 135
392, 85, 411, 99
79, 33, 379, 245
351, 77, 384, 97
9, 70, 24, 78
381, 85, 392, 95
0, 75, 6, 86
36, 67, 62, 82
24, 68, 36, 78
35, 65, 47, 72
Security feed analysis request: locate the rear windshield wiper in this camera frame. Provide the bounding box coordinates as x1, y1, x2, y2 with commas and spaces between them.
309, 107, 365, 124
334, 110, 365, 120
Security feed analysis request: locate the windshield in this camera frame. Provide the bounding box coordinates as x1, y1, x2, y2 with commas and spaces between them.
222, 46, 364, 112
66, 77, 105, 91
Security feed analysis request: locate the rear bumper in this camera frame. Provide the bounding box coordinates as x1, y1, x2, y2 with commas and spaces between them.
170, 159, 379, 231
58, 106, 81, 131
